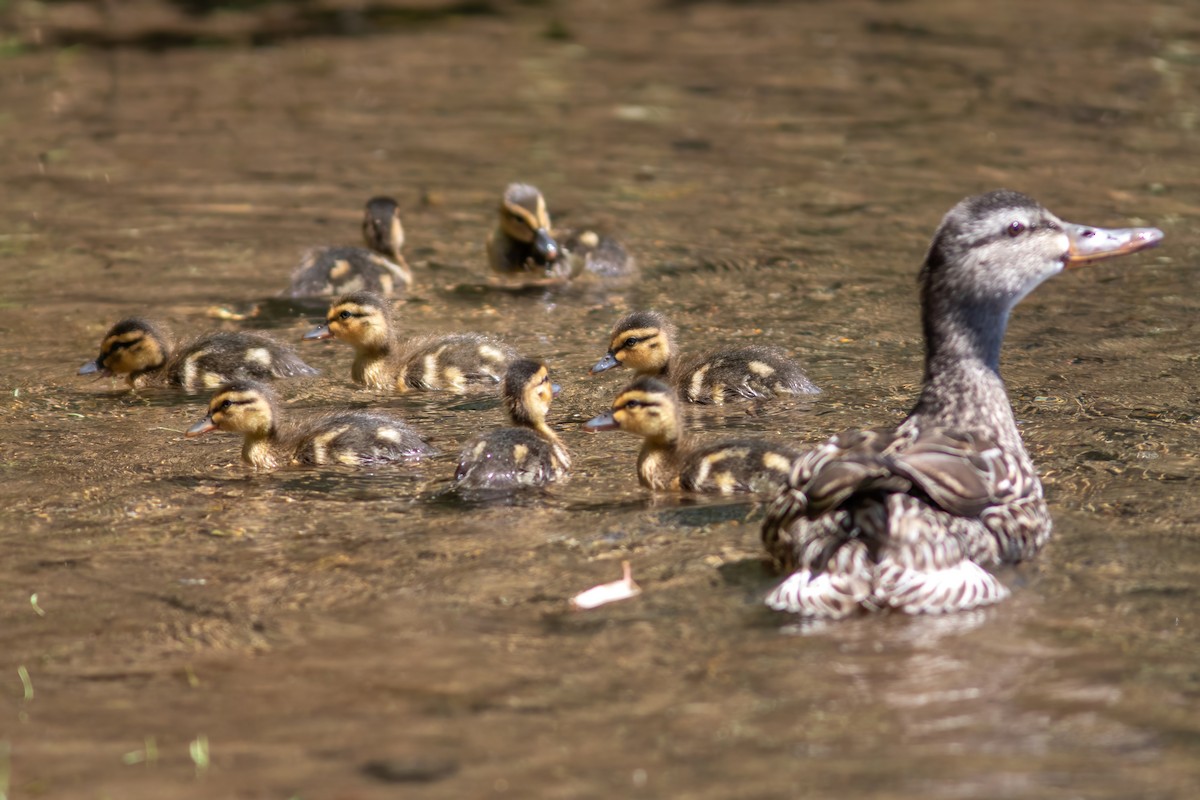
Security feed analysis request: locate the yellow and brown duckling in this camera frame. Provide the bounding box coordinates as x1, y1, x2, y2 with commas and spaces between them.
303, 291, 519, 393
185, 380, 435, 470
288, 196, 413, 297
78, 317, 317, 392
486, 183, 633, 280
590, 310, 818, 404
584, 376, 800, 494
454, 358, 570, 489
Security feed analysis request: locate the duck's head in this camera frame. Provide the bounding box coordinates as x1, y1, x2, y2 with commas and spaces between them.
498, 183, 560, 267
78, 317, 169, 379
502, 358, 559, 427
584, 376, 681, 444
186, 380, 276, 439
303, 291, 393, 351
362, 196, 405, 258
590, 310, 676, 375
922, 189, 1163, 314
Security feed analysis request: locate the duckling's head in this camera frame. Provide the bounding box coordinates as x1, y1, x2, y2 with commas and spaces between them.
78, 317, 169, 379
584, 376, 681, 443
185, 380, 277, 439
922, 190, 1164, 316
502, 358, 558, 427
303, 291, 393, 351
362, 196, 405, 257
498, 183, 560, 266
591, 310, 675, 375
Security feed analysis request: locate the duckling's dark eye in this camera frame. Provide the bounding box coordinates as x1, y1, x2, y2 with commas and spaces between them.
621, 400, 642, 410
338, 310, 352, 320
1007, 221, 1025, 237
621, 337, 641, 349
219, 399, 232, 410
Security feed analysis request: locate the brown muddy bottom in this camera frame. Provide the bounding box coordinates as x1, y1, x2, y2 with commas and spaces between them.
1, 0, 1199, 797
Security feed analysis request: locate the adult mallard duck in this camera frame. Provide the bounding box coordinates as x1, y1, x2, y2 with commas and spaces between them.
302, 291, 519, 393
761, 189, 1163, 618
185, 380, 434, 470
486, 183, 633, 281
585, 376, 800, 494
454, 358, 570, 489
288, 196, 413, 297
590, 310, 818, 404
78, 317, 317, 392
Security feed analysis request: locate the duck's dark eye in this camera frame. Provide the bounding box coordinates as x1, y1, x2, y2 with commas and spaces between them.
621, 400, 642, 410
219, 399, 232, 410
1007, 221, 1025, 237
621, 337, 641, 349
338, 310, 352, 320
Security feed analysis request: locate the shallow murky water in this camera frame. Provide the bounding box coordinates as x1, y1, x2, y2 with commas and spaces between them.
2, 0, 1199, 796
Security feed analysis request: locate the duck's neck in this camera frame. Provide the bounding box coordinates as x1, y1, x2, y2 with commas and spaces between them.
913, 296, 1019, 440
636, 429, 687, 491
352, 341, 392, 389
241, 429, 279, 470
532, 420, 571, 471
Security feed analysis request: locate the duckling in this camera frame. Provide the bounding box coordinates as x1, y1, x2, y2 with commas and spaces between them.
185, 380, 435, 470
288, 196, 413, 297
590, 310, 818, 404
584, 376, 800, 494
486, 183, 633, 280
78, 317, 318, 392
454, 358, 570, 489
762, 189, 1163, 619
303, 291, 519, 393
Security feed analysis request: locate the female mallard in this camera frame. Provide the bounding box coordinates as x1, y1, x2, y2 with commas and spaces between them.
185, 380, 434, 470
585, 376, 800, 494
288, 196, 413, 297
454, 358, 570, 489
78, 317, 317, 392
302, 291, 519, 393
486, 183, 633, 281
762, 189, 1163, 618
590, 310, 817, 404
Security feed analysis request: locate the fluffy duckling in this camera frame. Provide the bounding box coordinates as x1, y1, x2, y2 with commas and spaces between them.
761, 189, 1163, 618
303, 291, 519, 392
78, 317, 317, 392
584, 376, 800, 494
185, 380, 435, 470
288, 196, 413, 297
486, 183, 633, 280
454, 358, 570, 489
590, 310, 818, 404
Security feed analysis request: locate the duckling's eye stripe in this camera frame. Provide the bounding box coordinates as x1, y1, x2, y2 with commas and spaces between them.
619, 337, 641, 350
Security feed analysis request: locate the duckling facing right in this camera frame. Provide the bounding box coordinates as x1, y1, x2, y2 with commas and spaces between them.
590, 310, 818, 404
288, 196, 413, 297
185, 380, 435, 470
486, 183, 633, 281
454, 358, 570, 489
584, 376, 801, 494
303, 291, 520, 393
78, 317, 317, 392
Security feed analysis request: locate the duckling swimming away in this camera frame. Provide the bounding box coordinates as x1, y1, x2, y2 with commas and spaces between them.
486, 183, 633, 281
185, 380, 435, 470
303, 291, 519, 393
762, 189, 1163, 619
585, 376, 800, 494
288, 196, 413, 297
454, 358, 570, 489
590, 310, 817, 404
78, 317, 317, 392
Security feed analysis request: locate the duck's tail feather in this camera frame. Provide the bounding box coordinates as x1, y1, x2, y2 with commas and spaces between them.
872, 559, 1010, 615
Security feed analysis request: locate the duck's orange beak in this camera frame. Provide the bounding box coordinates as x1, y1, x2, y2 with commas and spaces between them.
1063, 222, 1163, 268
